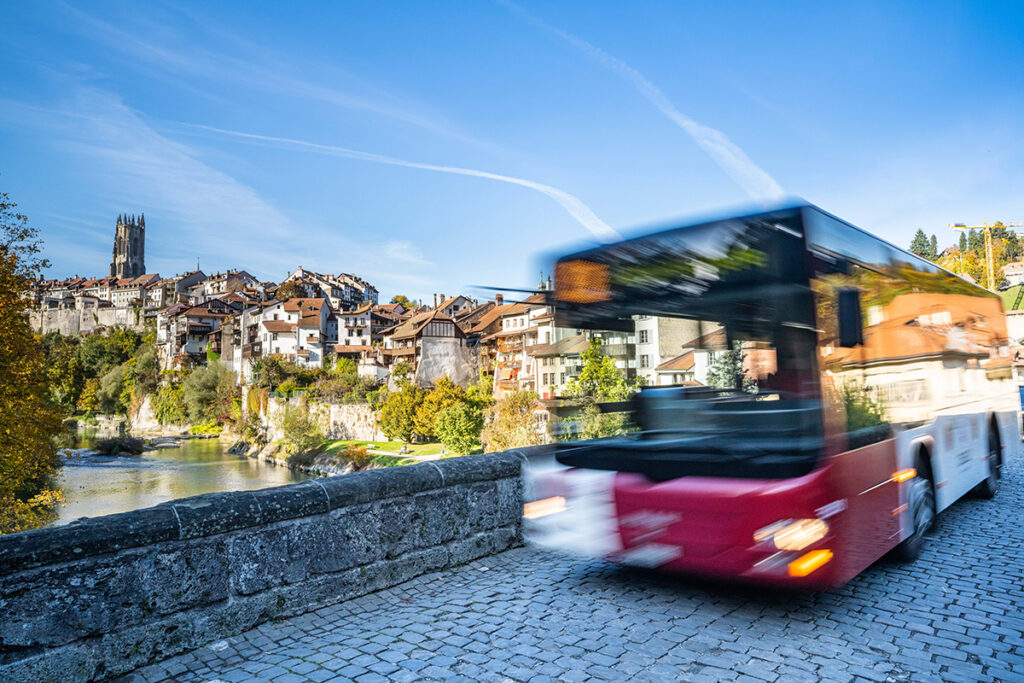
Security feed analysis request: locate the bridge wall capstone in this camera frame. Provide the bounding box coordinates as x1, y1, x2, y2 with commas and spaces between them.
0, 452, 524, 682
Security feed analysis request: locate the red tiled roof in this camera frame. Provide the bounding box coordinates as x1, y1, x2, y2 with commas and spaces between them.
656, 350, 695, 372
263, 320, 296, 333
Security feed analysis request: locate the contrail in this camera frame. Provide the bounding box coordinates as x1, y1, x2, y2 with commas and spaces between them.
502, 1, 786, 203
186, 124, 622, 243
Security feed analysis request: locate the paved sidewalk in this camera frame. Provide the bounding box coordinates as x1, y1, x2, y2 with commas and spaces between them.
120, 457, 1024, 682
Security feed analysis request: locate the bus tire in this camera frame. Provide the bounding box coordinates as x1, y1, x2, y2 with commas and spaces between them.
973, 420, 1002, 499
893, 452, 936, 562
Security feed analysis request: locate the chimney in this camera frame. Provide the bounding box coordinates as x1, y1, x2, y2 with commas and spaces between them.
547, 276, 553, 291
495, 294, 504, 306
433, 293, 438, 308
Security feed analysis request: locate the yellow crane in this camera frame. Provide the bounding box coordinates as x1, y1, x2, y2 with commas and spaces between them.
949, 221, 1022, 291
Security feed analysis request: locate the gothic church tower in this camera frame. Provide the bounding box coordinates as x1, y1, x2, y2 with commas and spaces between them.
110, 213, 145, 278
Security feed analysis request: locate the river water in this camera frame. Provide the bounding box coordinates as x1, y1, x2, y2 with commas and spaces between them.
56, 436, 309, 525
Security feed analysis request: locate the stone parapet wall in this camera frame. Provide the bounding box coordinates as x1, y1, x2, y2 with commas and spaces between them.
0, 453, 524, 682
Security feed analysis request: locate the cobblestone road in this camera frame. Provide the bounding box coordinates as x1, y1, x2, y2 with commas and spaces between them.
121, 456, 1024, 683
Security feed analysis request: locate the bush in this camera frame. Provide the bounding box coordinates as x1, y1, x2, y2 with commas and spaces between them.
343, 445, 373, 471
414, 376, 468, 439
435, 402, 483, 454
93, 436, 146, 455
152, 382, 187, 425
278, 405, 324, 455
189, 422, 223, 435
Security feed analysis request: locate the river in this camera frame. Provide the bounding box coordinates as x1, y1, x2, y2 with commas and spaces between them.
56, 436, 310, 525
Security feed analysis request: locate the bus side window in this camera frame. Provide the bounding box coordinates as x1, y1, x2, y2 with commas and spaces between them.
837, 288, 864, 347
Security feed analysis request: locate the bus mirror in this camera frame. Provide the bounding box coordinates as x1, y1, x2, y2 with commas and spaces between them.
837, 288, 864, 347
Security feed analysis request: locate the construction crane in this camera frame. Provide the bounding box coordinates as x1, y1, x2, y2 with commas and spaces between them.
949, 221, 1022, 291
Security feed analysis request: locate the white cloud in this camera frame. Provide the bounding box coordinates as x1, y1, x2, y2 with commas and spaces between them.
184, 124, 622, 242
502, 1, 786, 204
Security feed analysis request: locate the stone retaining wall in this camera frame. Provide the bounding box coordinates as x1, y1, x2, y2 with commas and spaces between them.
0, 453, 524, 682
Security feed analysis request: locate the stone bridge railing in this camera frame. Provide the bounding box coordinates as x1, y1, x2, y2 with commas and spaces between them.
0, 452, 524, 682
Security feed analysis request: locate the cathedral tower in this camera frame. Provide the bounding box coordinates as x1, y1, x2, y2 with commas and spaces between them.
110, 213, 145, 278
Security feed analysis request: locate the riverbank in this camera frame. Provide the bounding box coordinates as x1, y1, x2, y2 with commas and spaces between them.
227, 439, 421, 477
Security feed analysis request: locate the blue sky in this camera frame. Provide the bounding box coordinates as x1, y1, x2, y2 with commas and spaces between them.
2, 1, 1023, 301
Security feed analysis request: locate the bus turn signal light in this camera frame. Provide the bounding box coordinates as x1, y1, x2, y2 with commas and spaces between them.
523, 497, 566, 519
788, 549, 834, 577
892, 469, 917, 483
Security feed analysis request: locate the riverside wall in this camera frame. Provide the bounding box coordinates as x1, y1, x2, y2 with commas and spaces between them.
0, 453, 525, 682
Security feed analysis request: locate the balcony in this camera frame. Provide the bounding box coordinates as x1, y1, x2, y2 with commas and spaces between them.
242, 343, 263, 359
602, 343, 636, 358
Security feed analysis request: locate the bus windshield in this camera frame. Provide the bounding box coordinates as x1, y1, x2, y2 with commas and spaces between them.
552, 210, 826, 480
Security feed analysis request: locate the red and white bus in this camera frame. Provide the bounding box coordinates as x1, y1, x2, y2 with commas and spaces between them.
526, 204, 1019, 589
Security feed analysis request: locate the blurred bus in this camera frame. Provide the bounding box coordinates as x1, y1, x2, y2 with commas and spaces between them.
526, 204, 1019, 589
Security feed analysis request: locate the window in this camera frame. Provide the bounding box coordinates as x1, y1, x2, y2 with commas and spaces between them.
273, 313, 279, 320
560, 372, 565, 384
640, 354, 649, 368
273, 333, 279, 341
639, 330, 650, 344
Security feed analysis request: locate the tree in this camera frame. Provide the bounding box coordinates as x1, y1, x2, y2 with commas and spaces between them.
435, 402, 484, 454
391, 361, 413, 386
273, 280, 303, 301
390, 295, 414, 308
131, 346, 160, 398
706, 341, 758, 392
182, 362, 236, 423
414, 376, 468, 439
909, 229, 930, 258
958, 232, 967, 252
377, 385, 424, 443
40, 333, 84, 412
481, 390, 543, 452
96, 365, 126, 414
565, 338, 634, 401
928, 235, 938, 261
0, 192, 64, 533
277, 404, 324, 455
968, 228, 984, 255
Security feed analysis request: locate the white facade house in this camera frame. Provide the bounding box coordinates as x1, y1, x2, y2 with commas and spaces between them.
1003, 261, 1024, 287
259, 298, 334, 368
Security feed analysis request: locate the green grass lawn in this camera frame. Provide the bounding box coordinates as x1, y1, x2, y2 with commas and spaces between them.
320, 439, 480, 457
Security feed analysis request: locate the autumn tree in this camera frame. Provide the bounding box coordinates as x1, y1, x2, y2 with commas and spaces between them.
414, 376, 468, 439
273, 280, 303, 301
481, 389, 544, 452
390, 294, 414, 308
377, 384, 424, 443
0, 192, 64, 533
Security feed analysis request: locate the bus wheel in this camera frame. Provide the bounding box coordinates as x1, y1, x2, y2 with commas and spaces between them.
893, 465, 936, 562
974, 422, 1002, 499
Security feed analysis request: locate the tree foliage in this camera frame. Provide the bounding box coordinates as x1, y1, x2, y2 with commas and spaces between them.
377, 385, 424, 443
182, 362, 236, 424
0, 192, 64, 533
435, 402, 484, 454
277, 404, 324, 455
273, 280, 303, 301
390, 295, 414, 308
706, 341, 758, 392
565, 338, 637, 401
481, 390, 543, 453
414, 376, 467, 439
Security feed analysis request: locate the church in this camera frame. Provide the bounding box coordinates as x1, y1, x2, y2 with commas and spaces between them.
110, 213, 145, 278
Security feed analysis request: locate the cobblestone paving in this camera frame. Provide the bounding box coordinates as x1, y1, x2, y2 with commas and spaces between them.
120, 456, 1024, 682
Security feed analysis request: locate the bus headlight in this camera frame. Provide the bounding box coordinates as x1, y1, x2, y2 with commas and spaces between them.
754, 519, 829, 551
